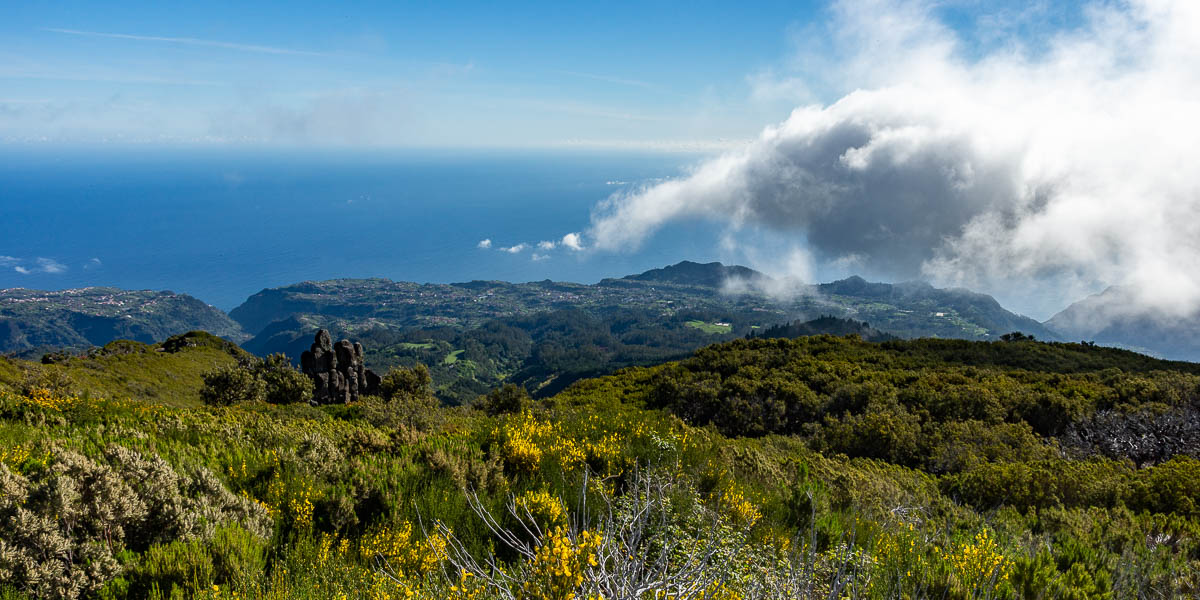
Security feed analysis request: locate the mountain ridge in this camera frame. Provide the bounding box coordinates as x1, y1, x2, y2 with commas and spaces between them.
1045, 285, 1200, 361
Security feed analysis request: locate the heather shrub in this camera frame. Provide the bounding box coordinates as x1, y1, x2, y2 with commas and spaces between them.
19, 365, 77, 397
0, 446, 269, 600
121, 523, 265, 599
0, 453, 137, 600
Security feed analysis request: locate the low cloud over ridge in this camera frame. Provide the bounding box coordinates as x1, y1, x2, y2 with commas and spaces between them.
587, 0, 1200, 318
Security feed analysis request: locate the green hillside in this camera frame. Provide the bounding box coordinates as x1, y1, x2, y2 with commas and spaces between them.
1, 332, 1197, 599
231, 264, 1059, 405
0, 287, 248, 357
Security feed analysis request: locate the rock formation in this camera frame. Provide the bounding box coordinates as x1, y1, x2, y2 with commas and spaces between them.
300, 329, 382, 404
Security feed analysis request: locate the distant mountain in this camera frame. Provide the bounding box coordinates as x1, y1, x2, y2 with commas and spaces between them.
228, 261, 1062, 403
1045, 286, 1200, 361
238, 314, 325, 361
0, 287, 247, 357
814, 276, 1058, 341
623, 260, 767, 288
232, 264, 1055, 346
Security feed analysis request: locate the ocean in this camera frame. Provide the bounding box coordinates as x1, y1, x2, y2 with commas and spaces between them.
0, 146, 724, 310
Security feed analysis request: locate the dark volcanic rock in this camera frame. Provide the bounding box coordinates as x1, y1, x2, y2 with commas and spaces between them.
300, 329, 380, 404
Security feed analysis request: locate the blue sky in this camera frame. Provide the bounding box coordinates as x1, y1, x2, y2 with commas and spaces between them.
1, 0, 1087, 149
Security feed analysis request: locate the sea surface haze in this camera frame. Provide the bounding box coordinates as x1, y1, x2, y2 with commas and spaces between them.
0, 146, 721, 310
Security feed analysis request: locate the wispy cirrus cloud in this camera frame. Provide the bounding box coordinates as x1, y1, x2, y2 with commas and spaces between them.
559, 70, 659, 90
43, 28, 325, 56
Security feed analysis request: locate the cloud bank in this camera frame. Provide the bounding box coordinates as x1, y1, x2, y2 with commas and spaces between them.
587, 0, 1200, 318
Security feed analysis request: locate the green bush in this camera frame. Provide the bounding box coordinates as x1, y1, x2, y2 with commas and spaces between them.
122, 524, 265, 599
200, 365, 264, 406
379, 363, 433, 401
254, 353, 313, 405
474, 383, 531, 416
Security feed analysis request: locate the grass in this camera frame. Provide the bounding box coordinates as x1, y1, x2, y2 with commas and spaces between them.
684, 320, 733, 335
0, 340, 240, 408
398, 342, 436, 350
443, 349, 465, 365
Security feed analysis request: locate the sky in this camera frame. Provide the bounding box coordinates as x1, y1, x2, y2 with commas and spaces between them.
580, 0, 1200, 321
6, 0, 1200, 323
1, 0, 1084, 149
2, 1, 821, 148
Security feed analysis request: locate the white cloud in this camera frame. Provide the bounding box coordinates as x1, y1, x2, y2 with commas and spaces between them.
587, 0, 1200, 318
560, 232, 584, 251
531, 253, 550, 261
36, 258, 67, 274
6, 256, 68, 275
502, 243, 528, 254
477, 238, 493, 249
84, 257, 103, 270
537, 240, 557, 250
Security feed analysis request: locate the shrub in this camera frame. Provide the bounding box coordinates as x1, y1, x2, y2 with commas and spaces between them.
359, 393, 440, 432
366, 364, 440, 431
0, 446, 270, 600
474, 383, 531, 416
0, 456, 130, 600
253, 353, 313, 405
379, 364, 432, 401
200, 366, 264, 406
123, 524, 265, 599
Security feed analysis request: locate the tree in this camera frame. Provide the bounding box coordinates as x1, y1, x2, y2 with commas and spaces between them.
379, 363, 433, 401
368, 364, 440, 431
1001, 331, 1036, 342
475, 383, 531, 416
254, 353, 313, 405
200, 365, 265, 406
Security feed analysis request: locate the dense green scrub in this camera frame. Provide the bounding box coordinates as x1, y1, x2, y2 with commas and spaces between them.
0, 334, 1197, 599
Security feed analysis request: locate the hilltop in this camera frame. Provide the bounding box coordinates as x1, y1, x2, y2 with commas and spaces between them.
0, 287, 247, 357
619, 259, 768, 288
810, 275, 1056, 340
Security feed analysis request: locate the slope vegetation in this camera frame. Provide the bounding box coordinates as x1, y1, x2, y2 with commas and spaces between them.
0, 287, 247, 357
1, 332, 1196, 599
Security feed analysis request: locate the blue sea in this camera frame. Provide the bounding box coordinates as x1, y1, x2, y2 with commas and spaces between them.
0, 146, 724, 310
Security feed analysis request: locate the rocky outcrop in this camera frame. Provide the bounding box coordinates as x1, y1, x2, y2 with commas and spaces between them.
300, 329, 381, 404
